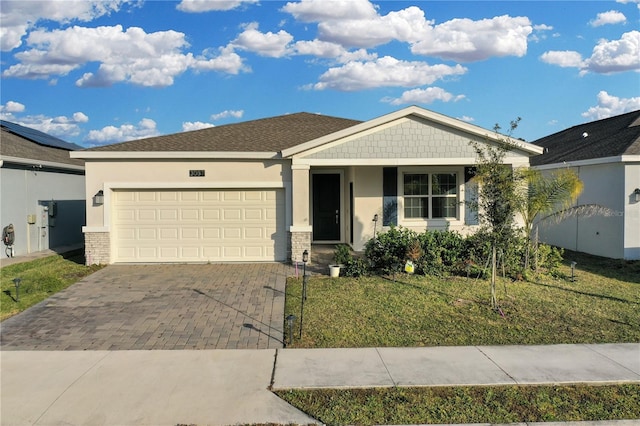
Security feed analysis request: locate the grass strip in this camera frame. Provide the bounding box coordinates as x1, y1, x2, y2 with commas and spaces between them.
285, 256, 640, 347
1, 254, 103, 321
276, 384, 640, 425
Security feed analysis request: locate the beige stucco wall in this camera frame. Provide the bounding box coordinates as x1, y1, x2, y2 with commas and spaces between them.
84, 159, 291, 230
536, 163, 625, 259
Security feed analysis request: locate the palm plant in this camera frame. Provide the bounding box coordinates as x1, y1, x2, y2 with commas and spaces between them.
516, 168, 583, 270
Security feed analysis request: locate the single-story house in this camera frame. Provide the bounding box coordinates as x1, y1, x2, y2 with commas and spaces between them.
71, 106, 543, 265
1, 121, 86, 257
531, 110, 640, 260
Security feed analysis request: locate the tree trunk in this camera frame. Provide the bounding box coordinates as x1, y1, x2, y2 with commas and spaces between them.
491, 245, 497, 309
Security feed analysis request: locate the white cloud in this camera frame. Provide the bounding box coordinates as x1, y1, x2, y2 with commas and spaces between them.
0, 100, 26, 114
586, 30, 640, 74
0, 0, 132, 51
316, 6, 431, 49
182, 121, 215, 131
534, 24, 553, 31
541, 31, 640, 74
581, 91, 640, 120
177, 0, 257, 12
616, 0, 640, 8
383, 87, 465, 106
540, 50, 585, 68
86, 118, 159, 144
590, 10, 627, 27
281, 0, 378, 22
411, 15, 533, 62
292, 39, 377, 63
7, 112, 90, 138
283, 2, 533, 62
210, 110, 244, 120
458, 116, 475, 123
73, 112, 89, 123
312, 56, 467, 91
2, 25, 247, 86
231, 22, 294, 58
0, 100, 89, 138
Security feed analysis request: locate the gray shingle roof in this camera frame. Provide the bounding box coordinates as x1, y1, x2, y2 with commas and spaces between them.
531, 110, 640, 166
84, 112, 363, 153
1, 123, 84, 167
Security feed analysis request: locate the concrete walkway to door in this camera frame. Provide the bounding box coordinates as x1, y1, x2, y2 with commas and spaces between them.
0, 263, 290, 350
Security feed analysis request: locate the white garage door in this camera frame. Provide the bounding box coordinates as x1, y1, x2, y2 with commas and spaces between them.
112, 189, 286, 263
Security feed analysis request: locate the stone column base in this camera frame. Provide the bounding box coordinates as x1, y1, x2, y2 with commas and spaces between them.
289, 231, 311, 264
85, 232, 110, 265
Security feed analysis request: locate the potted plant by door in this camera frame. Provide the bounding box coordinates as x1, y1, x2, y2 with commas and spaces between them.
330, 244, 351, 277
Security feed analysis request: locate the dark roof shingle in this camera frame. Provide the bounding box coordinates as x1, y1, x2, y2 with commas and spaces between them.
84, 112, 362, 153
531, 110, 640, 166
1, 124, 84, 167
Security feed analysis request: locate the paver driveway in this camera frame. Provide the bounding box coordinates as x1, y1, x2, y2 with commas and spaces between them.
0, 263, 290, 350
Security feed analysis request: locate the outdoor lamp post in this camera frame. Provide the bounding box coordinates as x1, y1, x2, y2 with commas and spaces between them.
372, 214, 379, 240
300, 249, 309, 338
286, 314, 296, 346
13, 278, 21, 302
570, 261, 577, 282
302, 249, 308, 301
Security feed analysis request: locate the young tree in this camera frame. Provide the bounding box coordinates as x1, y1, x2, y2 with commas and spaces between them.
468, 119, 523, 309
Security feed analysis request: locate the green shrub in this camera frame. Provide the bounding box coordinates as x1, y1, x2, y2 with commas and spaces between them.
418, 230, 466, 276
365, 226, 416, 275
535, 244, 564, 272
342, 257, 369, 278
364, 226, 563, 280
333, 244, 351, 265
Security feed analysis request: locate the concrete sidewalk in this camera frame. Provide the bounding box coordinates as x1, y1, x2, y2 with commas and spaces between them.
0, 350, 316, 426
1, 344, 638, 426
272, 343, 640, 389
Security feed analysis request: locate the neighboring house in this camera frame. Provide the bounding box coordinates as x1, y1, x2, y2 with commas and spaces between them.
531, 110, 640, 260
71, 106, 542, 265
1, 121, 86, 257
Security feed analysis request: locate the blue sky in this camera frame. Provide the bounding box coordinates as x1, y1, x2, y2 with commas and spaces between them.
1, 0, 638, 147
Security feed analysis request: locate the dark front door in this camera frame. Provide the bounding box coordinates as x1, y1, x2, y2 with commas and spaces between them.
313, 173, 341, 241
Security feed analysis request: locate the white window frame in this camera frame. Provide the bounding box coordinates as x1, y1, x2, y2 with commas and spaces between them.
397, 166, 464, 226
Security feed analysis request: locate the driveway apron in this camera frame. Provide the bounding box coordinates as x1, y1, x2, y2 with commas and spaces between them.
0, 263, 290, 350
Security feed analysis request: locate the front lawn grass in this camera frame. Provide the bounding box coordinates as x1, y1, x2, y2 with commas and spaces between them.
276, 384, 640, 426
284, 252, 640, 347
1, 254, 103, 321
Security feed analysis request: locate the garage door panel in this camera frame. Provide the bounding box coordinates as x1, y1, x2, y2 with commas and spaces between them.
203, 209, 220, 220
138, 192, 157, 202
181, 228, 199, 239
181, 209, 199, 220
137, 210, 156, 221
244, 209, 263, 220
245, 227, 263, 239
159, 247, 179, 258
113, 189, 285, 263
159, 228, 178, 240
181, 247, 200, 257
224, 209, 242, 220
203, 228, 221, 239
139, 228, 157, 240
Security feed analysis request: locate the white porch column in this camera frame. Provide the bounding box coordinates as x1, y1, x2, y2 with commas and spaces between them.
290, 163, 312, 263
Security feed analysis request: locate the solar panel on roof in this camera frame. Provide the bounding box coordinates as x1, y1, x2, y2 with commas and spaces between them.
0, 120, 83, 150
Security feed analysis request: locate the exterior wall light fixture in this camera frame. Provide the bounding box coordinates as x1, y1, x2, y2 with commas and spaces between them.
634, 188, 640, 202
94, 190, 104, 205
